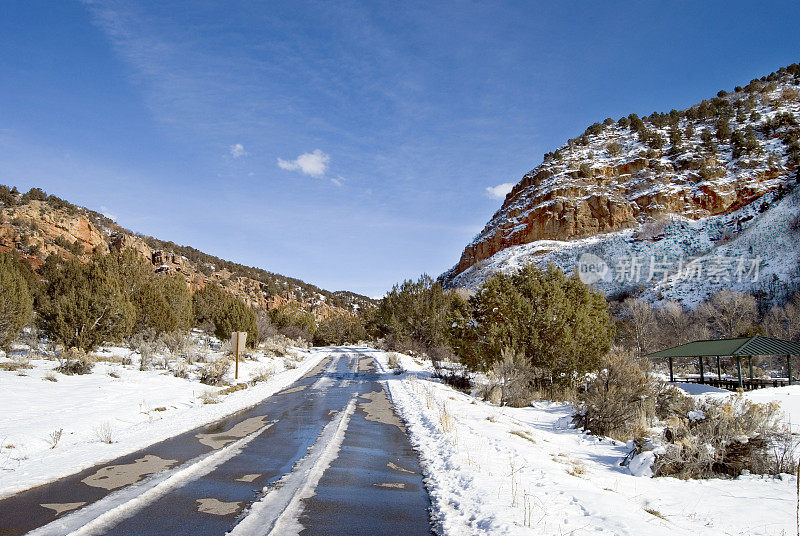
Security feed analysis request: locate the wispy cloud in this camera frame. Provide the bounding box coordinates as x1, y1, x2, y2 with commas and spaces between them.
330, 176, 345, 187
485, 182, 514, 200
230, 143, 247, 159
277, 149, 330, 178
100, 205, 118, 221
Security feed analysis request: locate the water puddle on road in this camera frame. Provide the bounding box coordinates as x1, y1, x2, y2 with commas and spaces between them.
39, 502, 86, 515
196, 415, 270, 449
196, 498, 242, 516
357, 357, 375, 373
301, 356, 332, 380
81, 454, 178, 490
374, 482, 408, 489
278, 385, 307, 395
387, 461, 415, 474
358, 389, 404, 429
235, 473, 261, 482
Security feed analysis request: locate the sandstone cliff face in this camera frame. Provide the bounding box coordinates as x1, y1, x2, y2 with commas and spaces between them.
0, 198, 366, 320
0, 201, 107, 258
448, 74, 800, 281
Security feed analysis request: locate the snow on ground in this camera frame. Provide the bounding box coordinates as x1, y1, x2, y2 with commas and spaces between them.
0, 339, 325, 499
373, 350, 797, 536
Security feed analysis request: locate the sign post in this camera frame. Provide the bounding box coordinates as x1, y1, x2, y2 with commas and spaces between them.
230, 331, 247, 380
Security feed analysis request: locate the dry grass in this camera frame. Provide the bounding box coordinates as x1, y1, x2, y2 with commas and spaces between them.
510, 429, 536, 444
644, 507, 666, 520
0, 360, 33, 372
220, 383, 248, 395
94, 422, 114, 444
47, 429, 63, 449
42, 372, 57, 382
438, 401, 455, 433
249, 366, 274, 385
200, 391, 220, 404
88, 353, 124, 364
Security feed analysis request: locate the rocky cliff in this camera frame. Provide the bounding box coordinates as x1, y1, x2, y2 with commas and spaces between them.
443, 63, 800, 304
0, 189, 373, 318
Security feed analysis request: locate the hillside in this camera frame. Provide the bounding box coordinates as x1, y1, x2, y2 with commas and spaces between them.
442, 63, 800, 306
0, 186, 375, 317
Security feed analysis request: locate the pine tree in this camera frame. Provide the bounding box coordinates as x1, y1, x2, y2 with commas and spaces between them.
0, 253, 33, 351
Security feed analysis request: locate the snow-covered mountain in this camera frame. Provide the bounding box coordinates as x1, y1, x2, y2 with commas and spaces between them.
442, 64, 800, 306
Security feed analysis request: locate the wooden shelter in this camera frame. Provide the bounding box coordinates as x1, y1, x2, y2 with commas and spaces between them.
645, 335, 800, 390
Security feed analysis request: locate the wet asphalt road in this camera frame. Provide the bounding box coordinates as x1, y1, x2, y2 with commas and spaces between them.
0, 348, 432, 536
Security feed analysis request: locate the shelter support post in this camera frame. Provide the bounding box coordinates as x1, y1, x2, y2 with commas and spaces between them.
698, 356, 704, 384
788, 355, 793, 386
716, 356, 721, 381
668, 357, 674, 383
736, 356, 743, 389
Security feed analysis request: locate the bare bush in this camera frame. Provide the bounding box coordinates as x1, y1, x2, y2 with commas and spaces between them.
656, 301, 708, 346
488, 347, 536, 407
94, 422, 114, 444
279, 325, 312, 344
170, 363, 189, 379
56, 348, 94, 375
47, 429, 63, 449
249, 366, 274, 385
198, 359, 230, 386
574, 349, 660, 440
200, 390, 220, 404
764, 291, 800, 342
698, 290, 758, 339
617, 299, 657, 356
256, 310, 278, 343
158, 330, 194, 357
655, 394, 795, 478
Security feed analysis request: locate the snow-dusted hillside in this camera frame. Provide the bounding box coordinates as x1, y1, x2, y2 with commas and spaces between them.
443, 64, 800, 303
447, 181, 800, 308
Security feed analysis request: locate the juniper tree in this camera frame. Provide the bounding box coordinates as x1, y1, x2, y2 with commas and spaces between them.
133, 274, 193, 333
193, 282, 257, 346
465, 264, 612, 384
0, 253, 33, 351
37, 253, 134, 350
212, 293, 257, 347
369, 274, 468, 354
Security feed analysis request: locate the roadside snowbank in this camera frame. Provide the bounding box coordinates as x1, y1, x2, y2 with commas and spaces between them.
373, 350, 797, 536
0, 345, 324, 498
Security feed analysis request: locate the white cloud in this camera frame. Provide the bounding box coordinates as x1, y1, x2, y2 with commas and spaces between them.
230, 143, 246, 159
277, 149, 330, 178
330, 176, 345, 187
485, 182, 514, 200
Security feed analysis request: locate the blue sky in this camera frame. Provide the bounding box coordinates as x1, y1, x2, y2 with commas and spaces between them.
1, 1, 798, 297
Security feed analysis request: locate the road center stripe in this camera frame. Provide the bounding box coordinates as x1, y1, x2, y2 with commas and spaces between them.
228, 396, 357, 536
